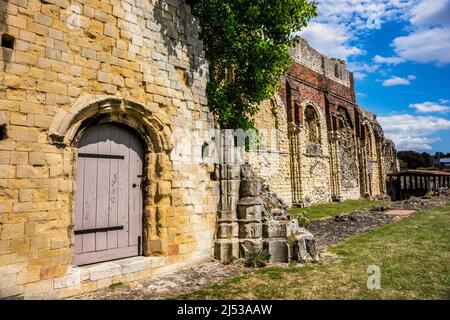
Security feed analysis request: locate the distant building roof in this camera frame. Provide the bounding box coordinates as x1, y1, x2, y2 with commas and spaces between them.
440, 158, 450, 163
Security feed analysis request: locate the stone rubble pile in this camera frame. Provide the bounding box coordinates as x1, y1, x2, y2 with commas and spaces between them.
237, 165, 319, 263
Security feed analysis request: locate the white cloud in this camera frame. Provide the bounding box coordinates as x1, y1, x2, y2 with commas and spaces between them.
297, 1, 419, 62
409, 101, 450, 113
353, 72, 367, 80
313, 0, 416, 30
373, 55, 405, 65
356, 92, 367, 98
382, 75, 416, 87
347, 61, 380, 80
388, 136, 440, 151
378, 114, 450, 151
365, 1, 450, 66
379, 114, 450, 136
299, 22, 363, 60
298, 0, 450, 67
393, 27, 450, 65
410, 0, 450, 26
348, 62, 380, 73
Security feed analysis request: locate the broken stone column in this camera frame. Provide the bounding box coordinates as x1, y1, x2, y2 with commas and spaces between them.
215, 170, 241, 261
237, 179, 264, 256
214, 132, 241, 262
263, 221, 289, 263
218, 163, 319, 264
287, 222, 319, 263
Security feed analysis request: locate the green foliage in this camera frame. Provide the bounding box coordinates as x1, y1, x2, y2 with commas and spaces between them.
320, 85, 330, 94
286, 236, 296, 245
397, 151, 432, 170
244, 250, 271, 268
109, 282, 124, 289
294, 208, 311, 228
190, 0, 317, 129
226, 255, 238, 265
399, 159, 408, 171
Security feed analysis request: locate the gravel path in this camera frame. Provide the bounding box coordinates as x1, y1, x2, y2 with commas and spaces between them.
75, 261, 249, 300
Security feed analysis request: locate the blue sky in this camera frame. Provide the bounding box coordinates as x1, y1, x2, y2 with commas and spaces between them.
299, 0, 450, 153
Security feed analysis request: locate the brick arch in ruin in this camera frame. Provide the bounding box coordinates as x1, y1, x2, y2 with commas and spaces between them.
47, 95, 175, 259
300, 100, 331, 204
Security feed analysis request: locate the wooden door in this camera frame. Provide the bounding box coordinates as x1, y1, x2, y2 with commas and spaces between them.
74, 123, 144, 266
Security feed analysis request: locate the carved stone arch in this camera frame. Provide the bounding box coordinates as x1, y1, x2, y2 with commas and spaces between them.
270, 93, 286, 128
49, 95, 175, 258
263, 94, 286, 151
300, 100, 322, 119
48, 95, 173, 154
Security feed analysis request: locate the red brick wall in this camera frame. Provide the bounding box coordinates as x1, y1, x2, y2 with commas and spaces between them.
279, 61, 361, 135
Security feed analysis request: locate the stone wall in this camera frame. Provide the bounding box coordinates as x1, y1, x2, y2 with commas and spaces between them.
249, 39, 398, 206
0, 1, 399, 299
246, 98, 292, 206
0, 0, 219, 299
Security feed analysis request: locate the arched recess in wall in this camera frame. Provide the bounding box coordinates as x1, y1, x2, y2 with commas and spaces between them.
335, 106, 358, 191
373, 127, 386, 193
285, 80, 292, 123
336, 106, 354, 131
285, 80, 300, 125
304, 104, 322, 144
48, 95, 174, 259
361, 121, 376, 196
363, 122, 375, 160
268, 97, 284, 151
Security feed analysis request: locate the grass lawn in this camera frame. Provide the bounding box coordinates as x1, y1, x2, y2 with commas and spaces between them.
178, 203, 450, 300
288, 199, 389, 221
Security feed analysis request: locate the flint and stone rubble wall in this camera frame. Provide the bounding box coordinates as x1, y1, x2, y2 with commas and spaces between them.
249, 39, 398, 207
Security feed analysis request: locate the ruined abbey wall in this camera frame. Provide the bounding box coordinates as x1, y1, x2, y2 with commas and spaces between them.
250, 39, 398, 207
0, 1, 398, 299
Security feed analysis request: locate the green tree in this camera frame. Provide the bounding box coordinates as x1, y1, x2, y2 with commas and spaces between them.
397, 151, 432, 169
188, 0, 317, 129
399, 159, 408, 171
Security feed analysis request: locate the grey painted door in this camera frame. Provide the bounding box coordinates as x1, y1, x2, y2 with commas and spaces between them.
74, 123, 144, 266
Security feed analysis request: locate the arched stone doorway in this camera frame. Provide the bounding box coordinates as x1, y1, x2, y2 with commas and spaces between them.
48, 96, 174, 265
73, 123, 145, 266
